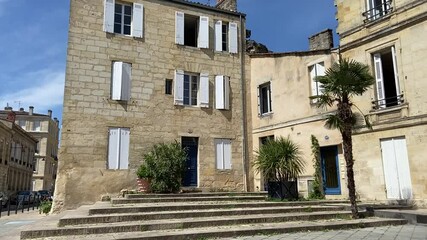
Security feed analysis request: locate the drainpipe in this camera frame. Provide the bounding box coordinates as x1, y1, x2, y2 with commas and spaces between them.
239, 14, 249, 192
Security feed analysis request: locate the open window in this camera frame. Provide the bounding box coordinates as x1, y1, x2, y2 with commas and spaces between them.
373, 46, 402, 109
309, 62, 325, 100
257, 82, 272, 115
215, 21, 238, 53
174, 70, 209, 108
103, 0, 144, 38
364, 0, 392, 21
175, 12, 209, 48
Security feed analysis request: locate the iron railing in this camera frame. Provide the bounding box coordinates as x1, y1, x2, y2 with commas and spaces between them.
372, 94, 404, 110
363, 0, 393, 22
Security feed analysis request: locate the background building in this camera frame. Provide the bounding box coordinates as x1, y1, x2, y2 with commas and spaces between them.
54, 0, 249, 211
0, 106, 60, 192
336, 0, 427, 206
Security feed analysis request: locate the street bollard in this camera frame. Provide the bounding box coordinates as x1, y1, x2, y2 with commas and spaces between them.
27, 196, 30, 212
8, 200, 11, 216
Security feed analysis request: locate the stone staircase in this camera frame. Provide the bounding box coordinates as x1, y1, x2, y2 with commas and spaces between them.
21, 192, 407, 239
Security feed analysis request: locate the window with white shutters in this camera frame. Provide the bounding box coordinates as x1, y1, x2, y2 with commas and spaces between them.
176, 12, 209, 48
174, 71, 209, 108
111, 61, 132, 101
215, 139, 232, 170
108, 127, 130, 170
228, 22, 238, 54
215, 75, 230, 110
103, 0, 144, 38
309, 62, 325, 99
215, 21, 230, 52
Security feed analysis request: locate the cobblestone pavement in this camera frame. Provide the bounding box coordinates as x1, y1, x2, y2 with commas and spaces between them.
221, 225, 427, 240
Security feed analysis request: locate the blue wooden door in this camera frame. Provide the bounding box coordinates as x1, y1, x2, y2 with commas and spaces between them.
320, 146, 341, 195
182, 137, 198, 187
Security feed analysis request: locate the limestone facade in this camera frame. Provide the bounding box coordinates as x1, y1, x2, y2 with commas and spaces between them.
249, 50, 342, 197
336, 0, 427, 206
0, 107, 60, 192
56, 0, 248, 210
0, 118, 37, 195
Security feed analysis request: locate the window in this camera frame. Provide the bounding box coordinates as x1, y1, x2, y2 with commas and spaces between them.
103, 0, 144, 38
365, 0, 392, 21
174, 70, 209, 108
111, 61, 131, 101
175, 12, 209, 48
373, 46, 401, 109
259, 135, 274, 145
18, 120, 26, 130
165, 79, 173, 95
107, 127, 130, 170
258, 82, 272, 115
33, 121, 41, 131
309, 62, 325, 98
215, 21, 238, 53
215, 139, 232, 170
215, 75, 230, 110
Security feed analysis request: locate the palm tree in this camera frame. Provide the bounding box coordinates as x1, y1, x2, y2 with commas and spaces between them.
254, 136, 305, 199
312, 58, 375, 218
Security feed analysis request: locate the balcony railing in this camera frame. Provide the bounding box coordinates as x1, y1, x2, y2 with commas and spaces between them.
363, 1, 393, 22
372, 94, 404, 110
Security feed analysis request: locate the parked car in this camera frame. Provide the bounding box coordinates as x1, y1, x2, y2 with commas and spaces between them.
38, 190, 52, 201
15, 191, 35, 204
0, 191, 9, 207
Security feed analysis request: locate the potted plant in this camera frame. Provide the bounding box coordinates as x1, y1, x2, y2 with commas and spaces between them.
254, 136, 305, 200
136, 163, 152, 193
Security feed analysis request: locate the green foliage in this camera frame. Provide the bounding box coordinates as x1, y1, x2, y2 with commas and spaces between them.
143, 142, 187, 193
136, 163, 152, 179
309, 135, 324, 199
254, 136, 305, 182
39, 200, 52, 214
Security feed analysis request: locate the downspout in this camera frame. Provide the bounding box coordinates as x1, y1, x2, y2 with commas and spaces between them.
239, 14, 249, 192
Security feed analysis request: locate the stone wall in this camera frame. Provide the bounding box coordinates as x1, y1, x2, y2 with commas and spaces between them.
216, 0, 237, 12
308, 29, 333, 51
55, 0, 248, 211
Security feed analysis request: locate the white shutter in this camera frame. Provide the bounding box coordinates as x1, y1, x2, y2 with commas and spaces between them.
394, 138, 412, 199
215, 139, 223, 169
228, 22, 238, 54
310, 65, 318, 97
119, 128, 130, 169
175, 12, 184, 45
198, 16, 209, 49
200, 73, 209, 108
224, 76, 230, 110
108, 128, 120, 169
215, 75, 225, 109
381, 139, 399, 199
391, 46, 400, 103
112, 62, 123, 100
316, 63, 325, 95
103, 0, 115, 33
121, 63, 132, 101
132, 3, 144, 38
174, 70, 184, 105
257, 86, 261, 116
374, 54, 385, 108
223, 139, 232, 169
268, 81, 272, 112
215, 20, 223, 51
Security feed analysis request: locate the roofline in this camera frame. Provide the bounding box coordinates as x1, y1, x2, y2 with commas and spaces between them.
165, 0, 246, 17
249, 48, 337, 58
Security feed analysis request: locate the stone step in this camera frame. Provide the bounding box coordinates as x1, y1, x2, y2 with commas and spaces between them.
94, 200, 349, 214
21, 211, 357, 238
22, 218, 407, 240
59, 205, 346, 226
111, 195, 267, 204
125, 192, 267, 199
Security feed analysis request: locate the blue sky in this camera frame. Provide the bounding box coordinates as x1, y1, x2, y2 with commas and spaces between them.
0, 0, 338, 124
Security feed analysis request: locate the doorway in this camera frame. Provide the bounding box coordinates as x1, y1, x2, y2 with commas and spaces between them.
320, 146, 341, 195
182, 137, 198, 187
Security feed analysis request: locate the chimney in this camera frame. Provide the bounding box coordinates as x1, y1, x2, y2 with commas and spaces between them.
54, 117, 59, 126
20, 107, 24, 112
309, 29, 334, 51
48, 110, 52, 118
216, 0, 237, 12
4, 106, 12, 111
6, 111, 16, 122
29, 106, 34, 115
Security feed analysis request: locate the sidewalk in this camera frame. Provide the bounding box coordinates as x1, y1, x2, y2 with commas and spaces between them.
0, 210, 48, 240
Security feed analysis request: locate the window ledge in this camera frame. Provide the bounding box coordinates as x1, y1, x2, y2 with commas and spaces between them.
368, 103, 409, 123
259, 112, 273, 118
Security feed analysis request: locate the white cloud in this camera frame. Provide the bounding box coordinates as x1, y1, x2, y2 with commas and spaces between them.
0, 69, 65, 114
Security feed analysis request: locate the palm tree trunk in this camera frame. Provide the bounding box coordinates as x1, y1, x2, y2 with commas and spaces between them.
338, 100, 359, 219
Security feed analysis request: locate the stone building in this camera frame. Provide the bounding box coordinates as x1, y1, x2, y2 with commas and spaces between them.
249, 31, 343, 197
0, 112, 37, 194
0, 107, 60, 192
335, 0, 427, 206
54, 0, 249, 210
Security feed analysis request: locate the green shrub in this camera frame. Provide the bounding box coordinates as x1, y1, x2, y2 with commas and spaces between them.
143, 142, 187, 193
136, 163, 152, 179
39, 200, 52, 214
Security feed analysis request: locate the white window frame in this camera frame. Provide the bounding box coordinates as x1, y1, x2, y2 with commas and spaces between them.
258, 82, 272, 115
309, 62, 325, 98
103, 0, 144, 38
183, 73, 199, 106
366, 0, 391, 21
107, 127, 130, 170
215, 139, 232, 170
33, 121, 41, 131
18, 120, 26, 130
114, 2, 132, 35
